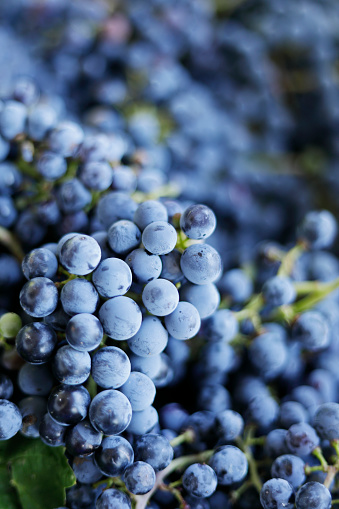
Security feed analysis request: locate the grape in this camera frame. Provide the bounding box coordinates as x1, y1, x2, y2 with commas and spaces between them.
0, 374, 13, 399
92, 258, 132, 298
36, 152, 67, 180
218, 269, 253, 303
180, 282, 220, 319
96, 488, 131, 509
61, 279, 99, 316
130, 352, 162, 379
209, 445, 248, 485
271, 454, 306, 489
57, 179, 92, 214
180, 244, 222, 285
78, 161, 113, 191
124, 461, 156, 495
0, 313, 22, 338
295, 481, 331, 509
279, 401, 309, 429
182, 463, 217, 498
180, 204, 216, 240
125, 248, 162, 284
20, 277, 58, 318
95, 435, 134, 477
89, 390, 132, 435
262, 275, 296, 307
142, 278, 179, 316
48, 384, 90, 426
298, 210, 337, 250
120, 372, 156, 411
142, 221, 177, 255
16, 322, 57, 364
107, 220, 141, 256
0, 100, 27, 139
91, 346, 131, 389
60, 234, 101, 276
313, 402, 339, 441
249, 332, 288, 380
66, 313, 103, 352
53, 345, 91, 385
292, 311, 330, 352
128, 316, 168, 357
49, 121, 84, 157
134, 200, 168, 230
18, 364, 54, 396
160, 249, 184, 283
99, 296, 142, 340
127, 405, 159, 435
260, 478, 295, 509
72, 456, 102, 485
285, 422, 320, 456
97, 191, 137, 228
0, 195, 17, 227
164, 301, 201, 340
22, 248, 58, 280
215, 410, 244, 442
65, 420, 102, 457
0, 400, 22, 440
134, 434, 173, 472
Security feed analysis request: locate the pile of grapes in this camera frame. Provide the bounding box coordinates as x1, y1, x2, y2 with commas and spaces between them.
1, 2, 339, 509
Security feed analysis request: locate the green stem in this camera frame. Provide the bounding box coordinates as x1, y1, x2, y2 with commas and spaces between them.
305, 465, 325, 475
230, 480, 253, 502
312, 447, 328, 469
277, 243, 304, 277
332, 440, 339, 459
324, 466, 337, 489
170, 429, 195, 448
332, 499, 339, 504
291, 277, 339, 314
0, 226, 25, 262
236, 434, 262, 494
134, 450, 214, 509
132, 182, 180, 204
17, 158, 40, 179
235, 294, 264, 322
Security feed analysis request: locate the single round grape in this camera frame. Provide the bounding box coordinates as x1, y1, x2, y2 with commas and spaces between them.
72, 456, 102, 485
180, 204, 216, 240
53, 345, 91, 385
128, 316, 168, 357
271, 454, 306, 489
180, 244, 222, 285
298, 210, 337, 250
120, 372, 156, 411
285, 422, 320, 456
96, 488, 131, 509
61, 278, 99, 316
124, 461, 156, 495
18, 364, 54, 396
182, 463, 217, 498
22, 248, 58, 280
93, 258, 132, 298
39, 412, 66, 447
91, 346, 131, 389
215, 410, 244, 442
134, 200, 168, 231
99, 296, 142, 341
142, 279, 179, 317
164, 301, 201, 340
142, 221, 177, 255
19, 396, 46, 438
180, 282, 220, 319
209, 445, 248, 485
125, 248, 162, 284
313, 402, 339, 441
20, 277, 58, 318
130, 353, 162, 379
262, 275, 296, 307
48, 384, 90, 426
89, 390, 132, 435
49, 121, 84, 157
66, 313, 103, 352
16, 322, 57, 364
36, 152, 67, 180
97, 191, 137, 228
134, 434, 173, 472
0, 374, 13, 400
60, 234, 101, 275
95, 435, 134, 477
65, 420, 102, 457
78, 161, 113, 191
0, 195, 17, 227
0, 313, 22, 338
127, 406, 159, 435
295, 481, 331, 509
0, 400, 22, 440
260, 478, 295, 509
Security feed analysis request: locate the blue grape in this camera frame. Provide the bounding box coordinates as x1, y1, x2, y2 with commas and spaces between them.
57, 179, 92, 214
130, 353, 162, 379
279, 401, 309, 429
22, 248, 58, 280
65, 420, 102, 457
247, 394, 279, 429
128, 316, 168, 357
260, 478, 295, 509
20, 277, 58, 318
72, 456, 102, 484
0, 100, 27, 139
78, 161, 113, 191
182, 463, 217, 498
89, 390, 132, 435
39, 412, 66, 447
180, 244, 222, 285
91, 231, 112, 260
111, 165, 137, 192
95, 435, 134, 477
0, 162, 21, 195
53, 345, 91, 385
124, 461, 156, 495
0, 196, 17, 227
265, 429, 289, 458
16, 322, 57, 364
66, 483, 98, 509
298, 210, 337, 250
249, 332, 288, 380
142, 221, 177, 255
0, 400, 22, 440
125, 248, 162, 284
164, 301, 201, 340
44, 305, 70, 332
107, 220, 141, 256
19, 396, 46, 438
96, 488, 131, 509
262, 275, 296, 307
97, 191, 137, 228
180, 204, 216, 240
215, 410, 244, 442
27, 104, 57, 141
218, 268, 253, 303
127, 405, 159, 435
49, 121, 84, 157
91, 346, 131, 389
180, 282, 220, 319
61, 279, 99, 316
159, 403, 189, 433
134, 200, 168, 230
313, 402, 339, 440
120, 372, 156, 411
0, 135, 10, 161
292, 311, 330, 352
142, 278, 179, 316
160, 249, 184, 283
0, 254, 22, 287
198, 384, 230, 414
93, 258, 132, 298
295, 481, 331, 509
60, 234, 101, 275
18, 364, 54, 396
271, 454, 306, 489
99, 296, 142, 340
285, 422, 319, 456
66, 313, 103, 352
0, 374, 13, 399
36, 152, 67, 180
134, 434, 173, 472
209, 445, 248, 485
48, 384, 90, 426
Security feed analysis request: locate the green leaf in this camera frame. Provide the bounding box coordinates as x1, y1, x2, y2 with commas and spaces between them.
0, 435, 76, 509
0, 465, 21, 509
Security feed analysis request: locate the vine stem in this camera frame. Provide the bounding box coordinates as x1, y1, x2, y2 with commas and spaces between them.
133, 450, 214, 509
170, 429, 195, 448
324, 466, 337, 489
277, 243, 305, 277
235, 430, 262, 494
0, 226, 25, 262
